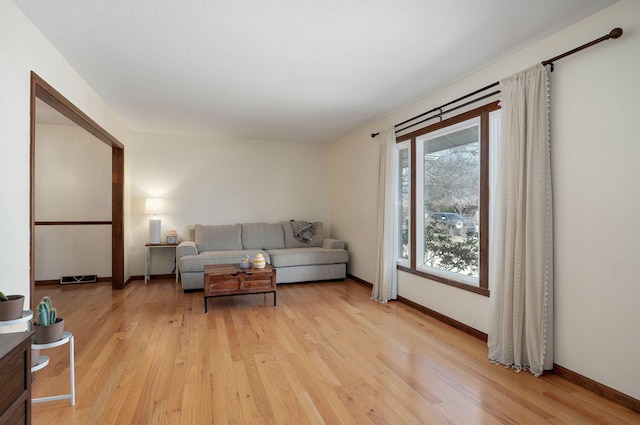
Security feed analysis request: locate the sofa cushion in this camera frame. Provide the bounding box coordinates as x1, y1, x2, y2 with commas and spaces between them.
282, 221, 324, 248
195, 224, 242, 251
241, 222, 285, 249
180, 250, 270, 273
266, 247, 348, 268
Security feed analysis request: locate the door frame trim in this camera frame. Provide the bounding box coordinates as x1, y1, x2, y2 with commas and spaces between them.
30, 72, 126, 306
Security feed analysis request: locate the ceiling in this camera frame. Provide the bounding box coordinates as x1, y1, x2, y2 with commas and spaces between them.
15, 0, 617, 144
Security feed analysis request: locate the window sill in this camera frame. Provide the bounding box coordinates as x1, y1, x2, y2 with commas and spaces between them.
397, 265, 490, 297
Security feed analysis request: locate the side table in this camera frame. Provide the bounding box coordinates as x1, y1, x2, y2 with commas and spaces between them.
145, 243, 179, 284
31, 331, 75, 406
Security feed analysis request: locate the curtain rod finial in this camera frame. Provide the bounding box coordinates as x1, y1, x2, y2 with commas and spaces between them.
609, 27, 623, 39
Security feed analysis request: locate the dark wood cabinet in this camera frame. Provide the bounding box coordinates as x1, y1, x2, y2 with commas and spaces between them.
0, 332, 32, 425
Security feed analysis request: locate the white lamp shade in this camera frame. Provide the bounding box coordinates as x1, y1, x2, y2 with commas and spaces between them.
144, 198, 164, 215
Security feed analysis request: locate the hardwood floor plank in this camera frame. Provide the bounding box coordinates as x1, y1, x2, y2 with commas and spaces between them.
149, 399, 168, 425
285, 351, 360, 425
29, 280, 640, 425
296, 391, 328, 425
234, 360, 261, 424
254, 352, 309, 425
210, 370, 230, 425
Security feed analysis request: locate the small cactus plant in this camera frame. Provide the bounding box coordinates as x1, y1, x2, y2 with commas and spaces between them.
36, 296, 57, 326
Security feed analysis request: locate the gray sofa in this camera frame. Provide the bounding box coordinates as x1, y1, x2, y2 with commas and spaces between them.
177, 221, 349, 290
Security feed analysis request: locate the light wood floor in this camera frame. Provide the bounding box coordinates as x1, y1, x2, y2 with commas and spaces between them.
31, 279, 639, 425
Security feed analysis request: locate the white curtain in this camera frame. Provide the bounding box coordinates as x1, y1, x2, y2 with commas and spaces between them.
488, 63, 553, 376
372, 128, 398, 303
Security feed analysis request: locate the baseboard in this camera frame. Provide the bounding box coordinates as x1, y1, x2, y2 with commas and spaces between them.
349, 274, 639, 413
347, 273, 487, 341
35, 276, 111, 286
347, 273, 373, 288
131, 273, 176, 281
397, 294, 640, 413
553, 364, 640, 414
397, 295, 488, 342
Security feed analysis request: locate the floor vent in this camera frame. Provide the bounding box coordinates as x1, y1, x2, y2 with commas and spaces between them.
60, 275, 98, 285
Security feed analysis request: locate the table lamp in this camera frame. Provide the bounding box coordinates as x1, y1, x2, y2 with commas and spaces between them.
144, 198, 164, 244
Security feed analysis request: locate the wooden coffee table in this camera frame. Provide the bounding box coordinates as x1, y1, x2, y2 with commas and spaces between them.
203, 263, 276, 313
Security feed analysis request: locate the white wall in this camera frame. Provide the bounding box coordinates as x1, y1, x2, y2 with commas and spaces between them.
129, 132, 331, 276
329, 0, 640, 400
0, 0, 132, 307
34, 124, 112, 280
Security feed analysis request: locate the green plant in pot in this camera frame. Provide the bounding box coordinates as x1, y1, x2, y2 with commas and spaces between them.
32, 296, 64, 344
0, 291, 25, 321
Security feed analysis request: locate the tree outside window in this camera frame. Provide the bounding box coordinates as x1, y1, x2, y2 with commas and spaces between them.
420, 120, 480, 282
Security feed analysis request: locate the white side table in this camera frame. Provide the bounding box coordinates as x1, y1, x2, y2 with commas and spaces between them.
145, 243, 179, 283
32, 331, 75, 406
0, 310, 33, 328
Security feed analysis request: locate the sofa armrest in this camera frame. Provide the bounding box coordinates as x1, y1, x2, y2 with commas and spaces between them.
177, 241, 198, 258
322, 238, 345, 250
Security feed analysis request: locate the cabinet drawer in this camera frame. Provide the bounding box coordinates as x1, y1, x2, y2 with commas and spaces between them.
1, 399, 27, 425
0, 348, 25, 416
0, 332, 31, 425
243, 276, 273, 289
206, 278, 240, 292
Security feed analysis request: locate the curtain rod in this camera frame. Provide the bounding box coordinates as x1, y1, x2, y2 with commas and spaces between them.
371, 27, 623, 138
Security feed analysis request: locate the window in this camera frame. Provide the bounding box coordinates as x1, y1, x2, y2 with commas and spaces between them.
396, 141, 411, 266
395, 101, 500, 294
418, 118, 480, 285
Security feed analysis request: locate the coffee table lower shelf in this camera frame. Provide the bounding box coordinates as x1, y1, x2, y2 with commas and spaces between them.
203, 264, 277, 313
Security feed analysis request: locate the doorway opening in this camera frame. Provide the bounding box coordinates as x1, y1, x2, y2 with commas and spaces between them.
29, 72, 125, 309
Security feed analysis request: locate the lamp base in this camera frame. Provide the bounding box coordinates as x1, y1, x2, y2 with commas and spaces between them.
149, 218, 161, 244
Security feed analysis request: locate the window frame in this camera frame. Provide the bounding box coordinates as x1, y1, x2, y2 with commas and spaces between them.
396, 140, 412, 267
395, 101, 500, 296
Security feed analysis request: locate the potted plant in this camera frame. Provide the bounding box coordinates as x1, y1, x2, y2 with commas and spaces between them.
32, 296, 64, 344
0, 291, 25, 321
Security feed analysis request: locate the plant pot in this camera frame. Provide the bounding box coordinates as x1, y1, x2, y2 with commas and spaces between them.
33, 318, 64, 344
0, 295, 25, 321
31, 348, 41, 367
